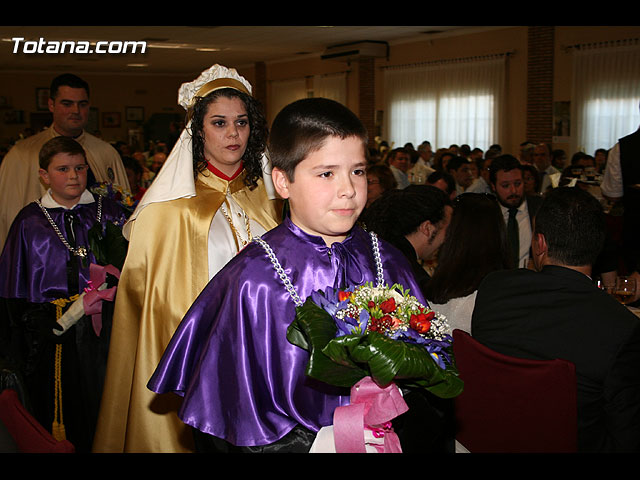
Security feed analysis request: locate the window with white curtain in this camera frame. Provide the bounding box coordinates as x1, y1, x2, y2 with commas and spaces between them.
383, 56, 505, 151
313, 72, 347, 105
572, 42, 640, 155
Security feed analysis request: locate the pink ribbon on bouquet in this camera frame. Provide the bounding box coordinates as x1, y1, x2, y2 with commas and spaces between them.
333, 376, 409, 453
83, 263, 120, 336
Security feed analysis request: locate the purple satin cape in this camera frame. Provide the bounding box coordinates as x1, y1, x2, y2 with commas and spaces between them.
0, 196, 127, 302
148, 217, 428, 447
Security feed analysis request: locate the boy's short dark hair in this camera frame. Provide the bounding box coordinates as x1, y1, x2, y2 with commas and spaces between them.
50, 73, 90, 100
39, 136, 87, 170
268, 97, 368, 181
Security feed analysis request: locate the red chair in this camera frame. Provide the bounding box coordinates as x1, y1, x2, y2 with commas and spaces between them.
452, 329, 577, 453
0, 389, 75, 453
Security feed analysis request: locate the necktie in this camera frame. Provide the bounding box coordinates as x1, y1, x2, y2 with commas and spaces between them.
507, 207, 519, 268
64, 211, 80, 293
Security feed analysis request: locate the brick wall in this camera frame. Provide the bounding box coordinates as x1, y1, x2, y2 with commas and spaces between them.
527, 26, 555, 145
254, 61, 268, 114
358, 57, 376, 148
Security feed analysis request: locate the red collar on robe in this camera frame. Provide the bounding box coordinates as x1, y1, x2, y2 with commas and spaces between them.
206, 161, 244, 181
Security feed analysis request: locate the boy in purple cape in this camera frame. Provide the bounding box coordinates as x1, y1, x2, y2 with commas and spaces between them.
0, 136, 127, 452
148, 98, 434, 452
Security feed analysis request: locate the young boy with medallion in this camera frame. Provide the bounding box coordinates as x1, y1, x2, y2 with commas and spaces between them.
148, 98, 434, 452
0, 136, 127, 452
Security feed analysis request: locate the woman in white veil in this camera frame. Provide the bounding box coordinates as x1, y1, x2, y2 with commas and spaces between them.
93, 65, 280, 453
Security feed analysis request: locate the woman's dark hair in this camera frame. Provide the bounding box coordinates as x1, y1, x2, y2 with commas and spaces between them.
521, 163, 541, 193
424, 192, 510, 304
367, 164, 397, 191
189, 88, 268, 189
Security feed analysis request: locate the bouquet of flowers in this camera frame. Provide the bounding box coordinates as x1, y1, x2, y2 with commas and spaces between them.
90, 182, 136, 213
287, 282, 463, 399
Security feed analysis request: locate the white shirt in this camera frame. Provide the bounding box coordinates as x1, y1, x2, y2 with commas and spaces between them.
539, 164, 560, 193
390, 165, 410, 189
601, 142, 624, 198
466, 176, 492, 194
500, 199, 532, 268
429, 291, 478, 334
207, 193, 267, 280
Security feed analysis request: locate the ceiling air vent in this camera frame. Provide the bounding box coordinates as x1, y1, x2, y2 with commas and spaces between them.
321, 41, 389, 62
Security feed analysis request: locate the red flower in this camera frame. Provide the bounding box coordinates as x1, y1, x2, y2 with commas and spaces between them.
338, 290, 351, 302
410, 311, 435, 334
368, 300, 376, 309
369, 315, 394, 333
379, 298, 396, 314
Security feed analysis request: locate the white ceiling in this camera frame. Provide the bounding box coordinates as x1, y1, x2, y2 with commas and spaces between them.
0, 26, 505, 76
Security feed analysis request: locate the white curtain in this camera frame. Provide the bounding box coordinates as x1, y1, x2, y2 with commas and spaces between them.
313, 72, 347, 105
383, 57, 505, 151
572, 43, 640, 155
268, 78, 307, 126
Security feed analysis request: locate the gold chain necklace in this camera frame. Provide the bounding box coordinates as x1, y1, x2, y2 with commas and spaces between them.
219, 201, 252, 250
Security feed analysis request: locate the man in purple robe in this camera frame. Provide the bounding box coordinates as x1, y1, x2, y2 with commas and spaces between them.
148, 98, 445, 452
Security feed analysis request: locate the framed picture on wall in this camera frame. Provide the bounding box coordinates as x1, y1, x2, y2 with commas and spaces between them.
36, 88, 50, 111
102, 112, 121, 128
126, 106, 144, 122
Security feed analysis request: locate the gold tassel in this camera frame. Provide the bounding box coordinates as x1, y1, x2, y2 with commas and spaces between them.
50, 295, 79, 442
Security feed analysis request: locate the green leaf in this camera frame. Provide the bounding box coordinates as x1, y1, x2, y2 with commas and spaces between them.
88, 221, 129, 270
287, 298, 366, 387
286, 298, 464, 398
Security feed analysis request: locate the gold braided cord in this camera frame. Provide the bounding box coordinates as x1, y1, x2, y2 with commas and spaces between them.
50, 295, 79, 441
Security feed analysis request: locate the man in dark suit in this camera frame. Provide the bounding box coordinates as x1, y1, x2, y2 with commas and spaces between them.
472, 187, 640, 452
489, 154, 543, 268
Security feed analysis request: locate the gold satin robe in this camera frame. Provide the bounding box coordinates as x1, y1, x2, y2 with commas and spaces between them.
92, 170, 280, 452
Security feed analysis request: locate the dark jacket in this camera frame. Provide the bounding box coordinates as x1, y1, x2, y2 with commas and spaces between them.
471, 265, 640, 453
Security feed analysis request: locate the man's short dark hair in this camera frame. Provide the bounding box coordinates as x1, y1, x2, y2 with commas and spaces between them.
426, 170, 456, 195
39, 136, 87, 170
268, 97, 367, 181
489, 154, 522, 185
534, 187, 606, 266
387, 147, 409, 163
363, 185, 451, 239
445, 155, 470, 173
50, 73, 90, 100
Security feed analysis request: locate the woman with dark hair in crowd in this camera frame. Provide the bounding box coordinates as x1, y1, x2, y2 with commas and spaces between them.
365, 163, 397, 208
424, 192, 510, 333
94, 65, 280, 453
521, 163, 542, 197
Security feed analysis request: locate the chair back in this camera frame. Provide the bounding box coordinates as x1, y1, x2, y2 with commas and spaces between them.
453, 329, 577, 453
0, 389, 75, 453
